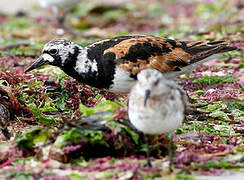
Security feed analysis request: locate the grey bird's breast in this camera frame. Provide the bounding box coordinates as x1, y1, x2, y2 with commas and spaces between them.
129, 90, 185, 134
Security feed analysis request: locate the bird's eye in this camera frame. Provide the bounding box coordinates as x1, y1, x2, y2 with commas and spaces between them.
49, 49, 58, 55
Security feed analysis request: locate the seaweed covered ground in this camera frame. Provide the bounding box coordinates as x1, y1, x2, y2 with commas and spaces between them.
0, 0, 243, 179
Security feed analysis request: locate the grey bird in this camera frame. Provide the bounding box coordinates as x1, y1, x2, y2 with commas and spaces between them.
128, 69, 187, 169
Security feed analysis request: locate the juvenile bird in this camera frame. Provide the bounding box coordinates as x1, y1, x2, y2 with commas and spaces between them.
25, 35, 237, 93
0, 103, 11, 140
128, 69, 187, 168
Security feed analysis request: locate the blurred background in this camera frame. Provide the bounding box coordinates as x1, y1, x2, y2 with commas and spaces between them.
0, 0, 35, 15
0, 0, 243, 43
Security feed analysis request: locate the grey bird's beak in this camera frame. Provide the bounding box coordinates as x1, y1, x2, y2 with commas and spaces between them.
1, 127, 11, 140
144, 89, 151, 107
25, 55, 49, 73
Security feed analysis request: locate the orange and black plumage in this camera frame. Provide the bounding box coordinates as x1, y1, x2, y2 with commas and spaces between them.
25, 34, 238, 93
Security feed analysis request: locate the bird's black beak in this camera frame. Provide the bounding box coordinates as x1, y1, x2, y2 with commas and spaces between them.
25, 55, 47, 73
1, 127, 11, 140
144, 89, 151, 107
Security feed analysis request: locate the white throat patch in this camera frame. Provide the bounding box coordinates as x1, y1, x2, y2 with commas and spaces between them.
42, 53, 54, 62
74, 49, 98, 74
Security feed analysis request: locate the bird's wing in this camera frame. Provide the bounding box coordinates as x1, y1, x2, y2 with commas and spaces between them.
100, 35, 237, 76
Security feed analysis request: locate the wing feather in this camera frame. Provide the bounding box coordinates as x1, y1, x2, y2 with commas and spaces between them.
103, 36, 191, 74
90, 35, 237, 76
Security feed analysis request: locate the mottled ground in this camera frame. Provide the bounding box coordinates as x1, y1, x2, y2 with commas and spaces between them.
0, 0, 243, 179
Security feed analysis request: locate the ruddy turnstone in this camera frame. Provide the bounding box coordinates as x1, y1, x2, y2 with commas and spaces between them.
25, 34, 237, 93
0, 103, 11, 140
128, 69, 187, 168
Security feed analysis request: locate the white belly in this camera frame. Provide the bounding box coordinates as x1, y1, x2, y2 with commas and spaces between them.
108, 67, 136, 93
129, 96, 184, 134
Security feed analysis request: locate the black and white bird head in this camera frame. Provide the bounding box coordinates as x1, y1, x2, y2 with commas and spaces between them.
136, 69, 170, 106
25, 39, 82, 72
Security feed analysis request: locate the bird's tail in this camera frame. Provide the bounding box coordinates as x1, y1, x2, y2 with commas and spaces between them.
185, 40, 238, 64
165, 41, 238, 79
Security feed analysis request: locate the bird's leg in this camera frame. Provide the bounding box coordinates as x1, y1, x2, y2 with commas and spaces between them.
57, 13, 65, 26
1, 127, 11, 140
58, 7, 78, 37
58, 16, 77, 37
51, 6, 65, 26
63, 6, 75, 19
51, 7, 62, 25
51, 6, 76, 37
57, 6, 74, 26
193, 120, 204, 144
199, 132, 204, 144
185, 90, 195, 104
168, 133, 174, 172
144, 134, 152, 167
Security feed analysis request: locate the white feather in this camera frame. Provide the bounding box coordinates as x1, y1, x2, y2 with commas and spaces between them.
128, 69, 185, 134
109, 67, 136, 93
38, 0, 80, 9
75, 50, 98, 74
42, 53, 54, 62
